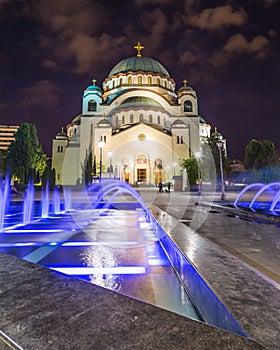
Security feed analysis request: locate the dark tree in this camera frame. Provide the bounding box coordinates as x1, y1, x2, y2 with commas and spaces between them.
244, 139, 278, 170
180, 157, 198, 186
7, 123, 47, 184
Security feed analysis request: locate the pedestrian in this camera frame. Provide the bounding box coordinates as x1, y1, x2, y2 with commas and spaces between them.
167, 182, 171, 192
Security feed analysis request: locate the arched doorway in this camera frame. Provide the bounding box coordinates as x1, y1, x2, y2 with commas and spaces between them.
136, 155, 148, 184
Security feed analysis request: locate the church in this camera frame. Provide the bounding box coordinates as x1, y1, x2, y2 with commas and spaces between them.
52, 42, 213, 186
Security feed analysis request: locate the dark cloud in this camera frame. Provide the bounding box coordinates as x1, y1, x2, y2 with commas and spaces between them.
187, 5, 247, 30
0, 0, 279, 158
20, 80, 61, 108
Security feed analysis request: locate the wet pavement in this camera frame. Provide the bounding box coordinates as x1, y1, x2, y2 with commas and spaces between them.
0, 188, 279, 349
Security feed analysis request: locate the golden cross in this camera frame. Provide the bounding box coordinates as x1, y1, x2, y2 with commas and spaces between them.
183, 79, 188, 86
92, 78, 97, 85
134, 41, 144, 57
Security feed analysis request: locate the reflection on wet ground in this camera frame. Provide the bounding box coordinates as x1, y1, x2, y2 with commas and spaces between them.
0, 205, 200, 321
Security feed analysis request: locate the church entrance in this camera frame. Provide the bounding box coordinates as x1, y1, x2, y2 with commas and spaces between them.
137, 169, 147, 183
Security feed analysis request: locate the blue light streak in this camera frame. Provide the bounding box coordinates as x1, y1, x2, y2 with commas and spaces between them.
49, 266, 146, 275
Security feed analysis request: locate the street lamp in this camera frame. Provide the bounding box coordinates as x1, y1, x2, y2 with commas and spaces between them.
108, 151, 112, 178
98, 137, 105, 182
216, 141, 225, 200
194, 151, 202, 195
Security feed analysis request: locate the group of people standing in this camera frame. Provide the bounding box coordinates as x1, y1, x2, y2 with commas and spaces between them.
158, 182, 171, 193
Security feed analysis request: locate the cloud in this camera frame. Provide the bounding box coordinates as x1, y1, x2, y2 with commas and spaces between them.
188, 5, 247, 30
209, 33, 270, 68
138, 8, 168, 54
0, 102, 9, 109
42, 59, 57, 69
68, 34, 126, 73
224, 33, 270, 56
180, 51, 197, 64
20, 80, 61, 108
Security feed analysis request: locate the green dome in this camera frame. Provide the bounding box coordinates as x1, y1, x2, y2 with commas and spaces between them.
108, 56, 170, 77
120, 96, 162, 108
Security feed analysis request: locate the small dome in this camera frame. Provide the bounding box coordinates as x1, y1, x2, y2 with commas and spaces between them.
120, 96, 162, 109
171, 119, 187, 127
56, 128, 67, 139
85, 85, 102, 92
178, 80, 194, 93
97, 119, 112, 128
108, 56, 170, 77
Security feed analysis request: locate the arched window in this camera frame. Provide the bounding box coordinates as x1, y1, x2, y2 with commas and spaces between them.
122, 115, 125, 124
148, 77, 152, 85
112, 81, 115, 89
128, 76, 132, 86
116, 116, 119, 125
157, 115, 160, 124
120, 78, 123, 86
130, 115, 134, 123
184, 100, 193, 112
149, 115, 153, 123
157, 78, 160, 86
139, 114, 144, 122
164, 81, 167, 88
88, 100, 97, 112
138, 76, 142, 85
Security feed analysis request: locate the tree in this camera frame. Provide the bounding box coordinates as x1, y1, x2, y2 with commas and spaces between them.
0, 149, 7, 177
244, 139, 279, 183
6, 123, 47, 184
244, 139, 278, 170
180, 157, 198, 186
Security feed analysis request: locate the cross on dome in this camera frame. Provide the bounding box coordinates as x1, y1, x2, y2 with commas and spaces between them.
92, 78, 97, 85
134, 41, 144, 57
183, 79, 188, 86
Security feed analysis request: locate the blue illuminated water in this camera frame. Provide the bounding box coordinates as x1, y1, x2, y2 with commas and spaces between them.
0, 198, 200, 321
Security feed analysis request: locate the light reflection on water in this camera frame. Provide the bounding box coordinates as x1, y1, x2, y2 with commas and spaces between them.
0, 206, 201, 321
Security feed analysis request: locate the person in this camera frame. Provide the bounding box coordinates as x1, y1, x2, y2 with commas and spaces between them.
167, 182, 171, 192
10, 186, 21, 197
158, 182, 163, 192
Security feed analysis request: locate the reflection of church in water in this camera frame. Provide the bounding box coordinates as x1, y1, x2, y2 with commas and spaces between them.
52, 42, 214, 186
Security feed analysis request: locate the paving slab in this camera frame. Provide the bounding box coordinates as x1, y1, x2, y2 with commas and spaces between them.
0, 252, 264, 350
147, 190, 280, 350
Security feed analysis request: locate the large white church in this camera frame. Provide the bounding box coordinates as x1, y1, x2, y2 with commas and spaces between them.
52, 42, 214, 186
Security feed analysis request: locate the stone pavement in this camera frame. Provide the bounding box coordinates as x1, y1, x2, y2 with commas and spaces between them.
143, 189, 280, 350
0, 189, 279, 349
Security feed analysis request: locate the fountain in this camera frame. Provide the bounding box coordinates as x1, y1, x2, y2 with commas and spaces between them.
0, 179, 248, 337
52, 187, 61, 214
234, 182, 280, 214
0, 175, 10, 231
23, 181, 35, 224
41, 182, 49, 218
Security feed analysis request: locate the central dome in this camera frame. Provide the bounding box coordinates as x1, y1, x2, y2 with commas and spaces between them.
108, 56, 170, 78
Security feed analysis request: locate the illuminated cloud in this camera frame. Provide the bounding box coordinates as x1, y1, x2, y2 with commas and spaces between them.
224, 33, 270, 55
209, 33, 270, 68
139, 8, 168, 53
20, 80, 61, 108
68, 34, 126, 73
188, 5, 247, 30
42, 59, 57, 69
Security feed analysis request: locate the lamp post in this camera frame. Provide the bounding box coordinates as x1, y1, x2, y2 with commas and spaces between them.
108, 151, 112, 178
98, 138, 105, 182
194, 151, 201, 195
216, 141, 225, 200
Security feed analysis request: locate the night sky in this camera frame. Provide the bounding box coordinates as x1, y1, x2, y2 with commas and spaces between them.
0, 0, 279, 160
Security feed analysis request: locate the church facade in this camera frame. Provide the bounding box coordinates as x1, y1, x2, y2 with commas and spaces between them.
52, 43, 212, 186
